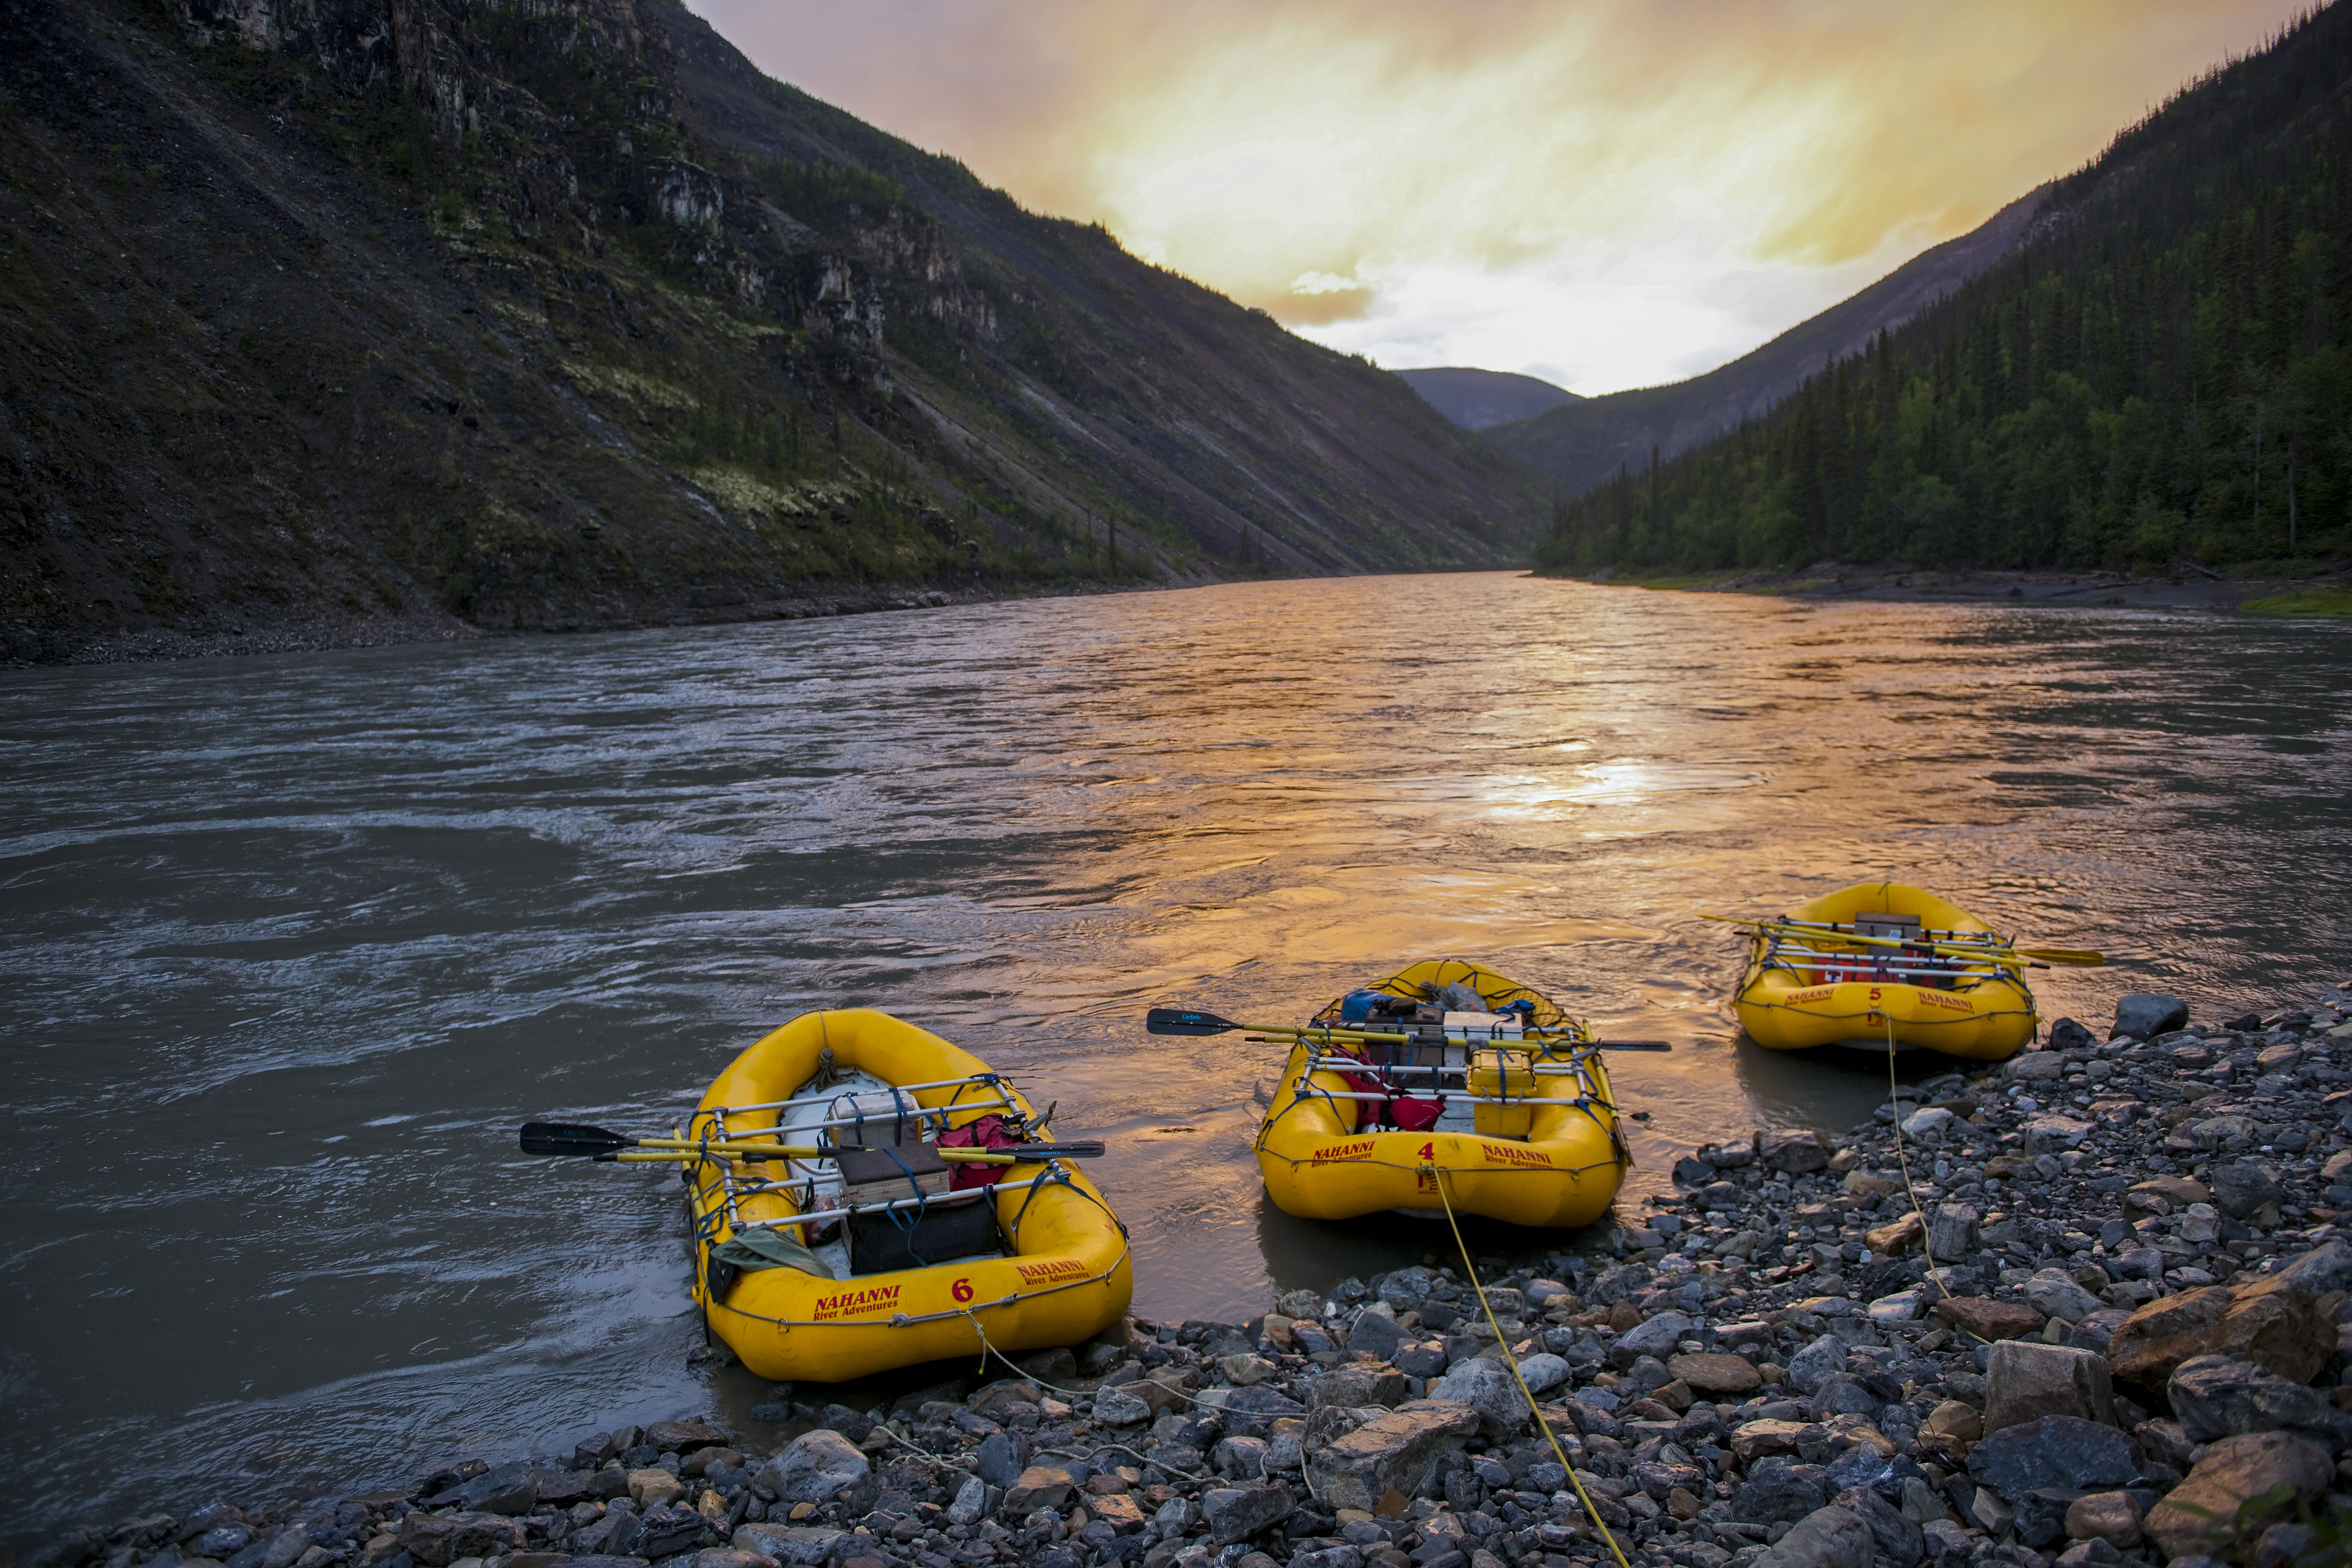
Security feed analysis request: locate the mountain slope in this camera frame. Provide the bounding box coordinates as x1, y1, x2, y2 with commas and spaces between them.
1396, 367, 1580, 429
0, 0, 1548, 664
1487, 187, 2048, 495
1536, 3, 2352, 576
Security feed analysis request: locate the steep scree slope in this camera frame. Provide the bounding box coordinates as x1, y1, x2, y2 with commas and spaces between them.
0, 0, 1548, 663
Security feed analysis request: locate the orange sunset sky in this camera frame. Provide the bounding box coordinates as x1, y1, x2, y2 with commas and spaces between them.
688, 1, 2314, 395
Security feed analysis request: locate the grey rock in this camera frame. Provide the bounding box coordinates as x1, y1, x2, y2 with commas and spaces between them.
1751, 1504, 1873, 1568
1307, 1363, 1408, 1410
2168, 1354, 2345, 1443
1732, 1468, 1827, 1524
2023, 1268, 2106, 1324
730, 1524, 845, 1566
1345, 1310, 1405, 1360
1091, 1387, 1151, 1426
1212, 1436, 1268, 1477
2112, 995, 2188, 1040
1807, 1374, 1882, 1421
1982, 1340, 2116, 1432
1611, 1310, 1694, 1364
2012, 1488, 2083, 1550
1967, 1416, 2142, 1501
2209, 1162, 2285, 1221
1198, 1483, 1292, 1545
974, 1431, 1029, 1490
2271, 1238, 2352, 1298
455, 1461, 538, 1516
1926, 1205, 1980, 1260
1833, 1484, 1924, 1565
1515, 1352, 1570, 1394
396, 1514, 525, 1568
1785, 1334, 1849, 1396
1760, 1130, 1834, 1174
1426, 1358, 1528, 1438
758, 1429, 869, 1506
945, 1476, 990, 1527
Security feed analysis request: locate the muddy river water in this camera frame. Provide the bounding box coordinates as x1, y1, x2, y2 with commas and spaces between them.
4, 573, 2348, 1539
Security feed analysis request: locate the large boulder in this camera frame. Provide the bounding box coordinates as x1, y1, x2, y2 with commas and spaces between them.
2144, 1432, 2334, 1559
759, 1429, 870, 1507
1966, 1416, 2141, 1502
1303, 1399, 1481, 1511
1751, 1504, 1874, 1568
2167, 1354, 2347, 1443
1982, 1341, 2115, 1433
2104, 1277, 2334, 1394
2111, 994, 2188, 1039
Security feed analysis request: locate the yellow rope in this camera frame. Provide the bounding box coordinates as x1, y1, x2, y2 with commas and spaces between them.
1431, 1164, 1632, 1568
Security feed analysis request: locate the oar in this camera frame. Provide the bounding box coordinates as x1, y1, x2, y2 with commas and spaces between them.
1145, 1008, 1672, 1051
519, 1122, 1103, 1162
1698, 914, 2103, 968
605, 1146, 1097, 1165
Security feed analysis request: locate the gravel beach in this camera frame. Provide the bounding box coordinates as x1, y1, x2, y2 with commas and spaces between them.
35, 986, 2352, 1568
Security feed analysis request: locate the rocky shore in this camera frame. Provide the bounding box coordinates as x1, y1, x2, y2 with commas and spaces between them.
34, 988, 2352, 1568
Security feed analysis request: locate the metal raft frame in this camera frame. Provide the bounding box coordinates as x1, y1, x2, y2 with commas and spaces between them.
682, 1071, 1046, 1245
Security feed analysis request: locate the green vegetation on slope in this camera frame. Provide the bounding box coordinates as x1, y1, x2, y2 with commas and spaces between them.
1537, 6, 2352, 578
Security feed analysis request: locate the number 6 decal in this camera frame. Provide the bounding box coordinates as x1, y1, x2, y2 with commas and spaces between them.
952, 1277, 976, 1304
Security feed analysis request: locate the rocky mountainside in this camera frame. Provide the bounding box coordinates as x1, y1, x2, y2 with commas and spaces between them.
1397, 368, 1580, 430
0, 0, 1548, 664
1486, 188, 2049, 496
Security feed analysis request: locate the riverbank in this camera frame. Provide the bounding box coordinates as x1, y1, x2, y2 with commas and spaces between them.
4, 582, 1109, 668
33, 984, 2352, 1568
1560, 564, 2352, 614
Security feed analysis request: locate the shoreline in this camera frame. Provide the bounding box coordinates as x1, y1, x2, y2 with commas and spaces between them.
1544, 564, 2352, 614
30, 981, 2352, 1568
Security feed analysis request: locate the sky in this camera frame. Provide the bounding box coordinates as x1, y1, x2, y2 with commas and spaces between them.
686, 1, 2313, 396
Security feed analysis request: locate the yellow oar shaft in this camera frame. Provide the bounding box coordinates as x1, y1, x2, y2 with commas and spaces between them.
614, 1146, 1020, 1165
1701, 912, 2099, 966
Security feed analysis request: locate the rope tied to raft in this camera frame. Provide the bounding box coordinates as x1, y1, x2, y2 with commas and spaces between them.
1431, 1164, 1631, 1568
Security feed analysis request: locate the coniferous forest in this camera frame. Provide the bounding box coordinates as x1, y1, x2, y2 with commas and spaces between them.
1536, 4, 2352, 576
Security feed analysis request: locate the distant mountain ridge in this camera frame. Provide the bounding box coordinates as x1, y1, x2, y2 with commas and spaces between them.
1535, 3, 2352, 576
1396, 367, 1580, 429
1486, 186, 2050, 494
0, 0, 1548, 663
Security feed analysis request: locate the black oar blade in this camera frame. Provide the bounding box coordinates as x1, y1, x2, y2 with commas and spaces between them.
1146, 1007, 1236, 1036
1028, 1141, 1105, 1158
520, 1121, 633, 1156
1597, 1040, 1673, 1052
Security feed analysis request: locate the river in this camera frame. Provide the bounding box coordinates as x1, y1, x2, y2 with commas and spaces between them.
4, 572, 2348, 1541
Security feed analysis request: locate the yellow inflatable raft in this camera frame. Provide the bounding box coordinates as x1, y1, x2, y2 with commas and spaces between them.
682, 1009, 1131, 1383
1255, 960, 1628, 1228
1733, 882, 2037, 1061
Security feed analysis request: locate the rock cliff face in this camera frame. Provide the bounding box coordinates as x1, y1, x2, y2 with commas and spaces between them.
0, 0, 1547, 662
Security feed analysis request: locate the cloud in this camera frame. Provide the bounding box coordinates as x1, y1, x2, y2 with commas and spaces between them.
689, 0, 2312, 393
